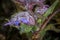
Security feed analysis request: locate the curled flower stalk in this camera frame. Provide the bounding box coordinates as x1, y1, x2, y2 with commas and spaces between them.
4, 0, 50, 34
4, 11, 35, 26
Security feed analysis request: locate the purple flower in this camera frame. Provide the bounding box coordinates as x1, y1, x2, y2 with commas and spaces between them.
4, 20, 20, 26
14, 21, 20, 26
4, 22, 12, 26
21, 18, 29, 24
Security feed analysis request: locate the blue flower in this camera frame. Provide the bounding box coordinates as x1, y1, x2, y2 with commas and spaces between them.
21, 18, 29, 24
14, 21, 20, 26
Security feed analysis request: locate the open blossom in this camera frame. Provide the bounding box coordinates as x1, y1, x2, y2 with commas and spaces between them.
20, 17, 29, 24
4, 11, 35, 26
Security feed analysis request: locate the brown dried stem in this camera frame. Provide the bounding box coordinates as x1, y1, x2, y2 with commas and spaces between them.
32, 9, 60, 40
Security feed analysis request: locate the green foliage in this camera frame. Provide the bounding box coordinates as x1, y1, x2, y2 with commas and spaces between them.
19, 24, 33, 34
37, 19, 42, 24
19, 23, 38, 34
43, 0, 59, 18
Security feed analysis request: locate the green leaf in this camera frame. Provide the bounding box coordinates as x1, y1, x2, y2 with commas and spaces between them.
43, 0, 59, 17
37, 19, 42, 24
20, 24, 33, 34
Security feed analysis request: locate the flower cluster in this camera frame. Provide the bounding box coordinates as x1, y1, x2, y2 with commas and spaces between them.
4, 12, 35, 26
4, 0, 49, 26
15, 0, 49, 14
